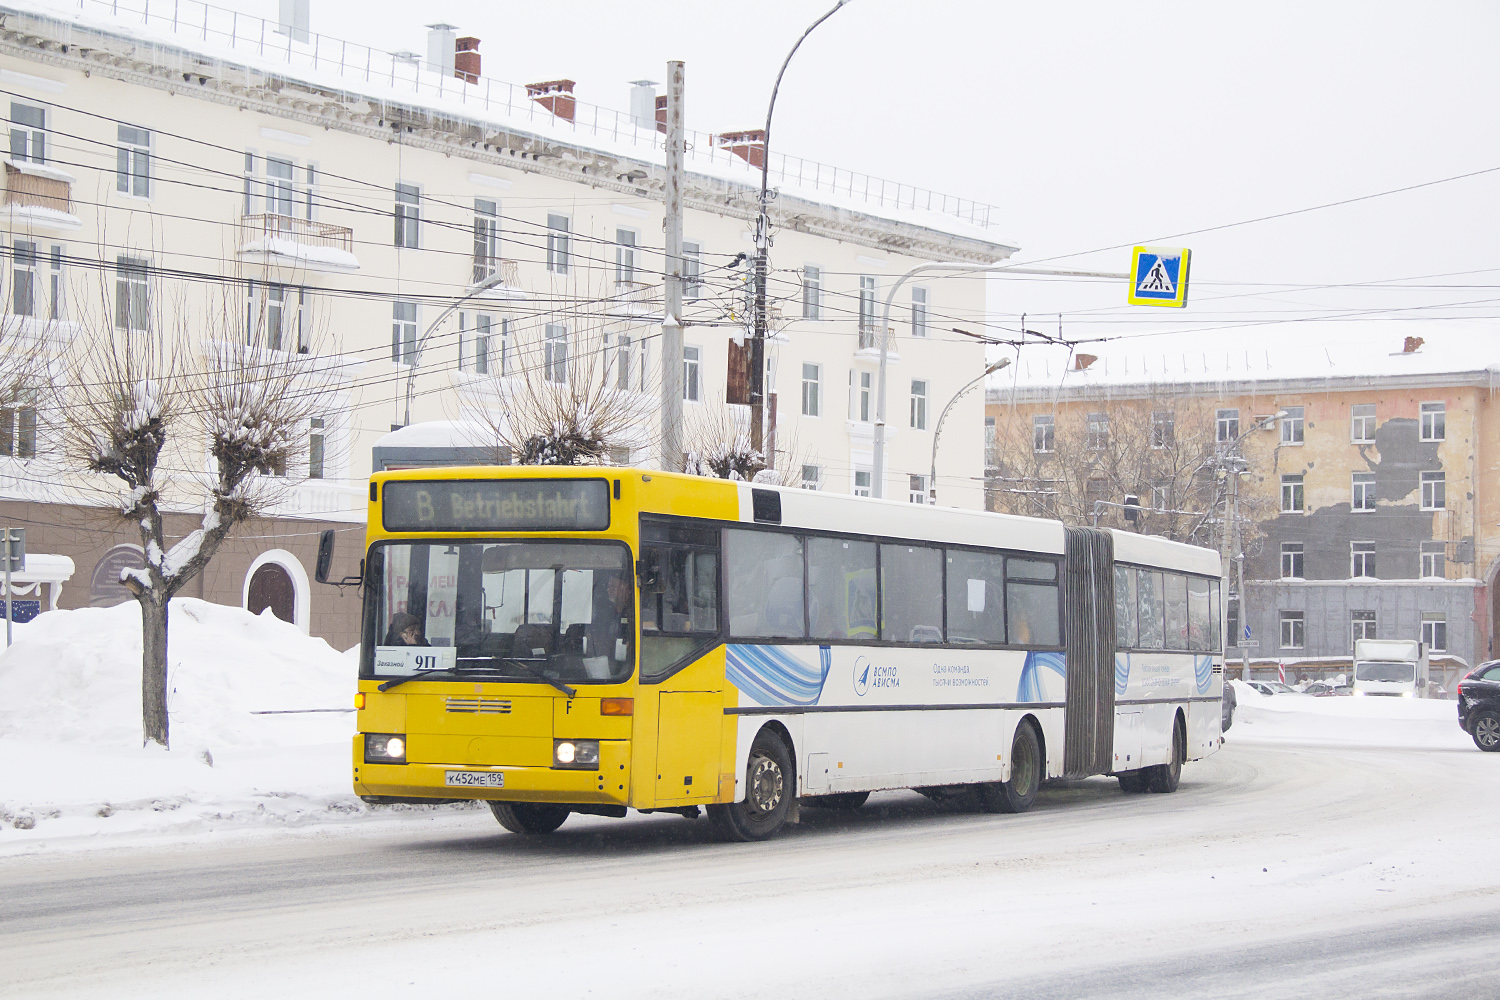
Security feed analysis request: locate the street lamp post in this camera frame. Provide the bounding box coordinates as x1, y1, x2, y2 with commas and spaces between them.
402, 267, 518, 428
1218, 410, 1285, 678
928, 356, 1010, 505
748, 0, 851, 459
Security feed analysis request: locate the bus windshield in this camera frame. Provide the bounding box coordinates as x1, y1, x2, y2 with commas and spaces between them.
366, 540, 635, 684
1355, 661, 1415, 683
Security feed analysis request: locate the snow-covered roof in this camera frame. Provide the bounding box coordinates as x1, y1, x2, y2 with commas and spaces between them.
373, 420, 493, 451
238, 238, 360, 273
1, 156, 76, 184
988, 321, 1500, 401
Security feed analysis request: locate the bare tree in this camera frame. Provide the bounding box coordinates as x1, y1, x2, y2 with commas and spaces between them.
682, 394, 810, 486
64, 274, 339, 747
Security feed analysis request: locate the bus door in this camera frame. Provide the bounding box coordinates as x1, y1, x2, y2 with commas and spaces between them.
1062, 527, 1117, 777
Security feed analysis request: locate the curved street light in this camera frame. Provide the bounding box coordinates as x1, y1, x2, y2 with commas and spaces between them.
402, 267, 519, 428
928, 356, 1010, 505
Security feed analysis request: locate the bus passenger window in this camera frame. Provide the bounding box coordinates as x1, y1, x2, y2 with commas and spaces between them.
726, 529, 805, 639
1114, 565, 1138, 649
945, 549, 1005, 644
880, 544, 943, 642
1187, 577, 1211, 652
808, 537, 877, 640
1137, 571, 1165, 649
1005, 558, 1059, 647
1209, 580, 1222, 652
1164, 574, 1189, 650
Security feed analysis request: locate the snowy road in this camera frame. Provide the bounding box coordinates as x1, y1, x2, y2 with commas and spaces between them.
3, 740, 1497, 999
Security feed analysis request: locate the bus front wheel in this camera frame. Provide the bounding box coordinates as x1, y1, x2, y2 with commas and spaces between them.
708, 730, 794, 842
979, 722, 1040, 814
489, 801, 570, 835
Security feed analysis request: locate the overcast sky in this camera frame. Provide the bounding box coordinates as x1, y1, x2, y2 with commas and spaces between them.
290, 0, 1499, 347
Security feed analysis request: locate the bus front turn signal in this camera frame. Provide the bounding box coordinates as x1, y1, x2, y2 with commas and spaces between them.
600, 698, 634, 716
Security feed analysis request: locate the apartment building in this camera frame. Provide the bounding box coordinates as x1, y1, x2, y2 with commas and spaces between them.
0, 0, 1014, 647
985, 326, 1500, 688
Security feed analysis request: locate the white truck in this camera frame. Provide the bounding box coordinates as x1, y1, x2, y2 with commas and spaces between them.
1352, 638, 1429, 698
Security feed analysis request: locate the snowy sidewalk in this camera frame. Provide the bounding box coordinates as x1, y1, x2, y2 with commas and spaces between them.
1228, 680, 1472, 750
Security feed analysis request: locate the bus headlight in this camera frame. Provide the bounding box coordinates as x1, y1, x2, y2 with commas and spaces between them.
1402, 691, 1415, 698
553, 739, 600, 770
365, 733, 407, 764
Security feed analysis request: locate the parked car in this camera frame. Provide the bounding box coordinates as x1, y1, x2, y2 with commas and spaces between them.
1457, 661, 1500, 752
1247, 681, 1302, 696
1222, 680, 1236, 732
1302, 681, 1334, 696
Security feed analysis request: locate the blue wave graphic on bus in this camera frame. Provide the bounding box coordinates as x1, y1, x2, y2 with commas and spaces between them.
1194, 655, 1214, 694
1018, 651, 1066, 702
727, 644, 832, 706
1115, 653, 1130, 696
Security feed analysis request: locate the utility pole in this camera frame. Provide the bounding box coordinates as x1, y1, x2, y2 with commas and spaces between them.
1220, 460, 1240, 677
660, 60, 685, 472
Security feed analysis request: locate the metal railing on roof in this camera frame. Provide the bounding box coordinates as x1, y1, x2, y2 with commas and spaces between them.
58, 0, 1004, 233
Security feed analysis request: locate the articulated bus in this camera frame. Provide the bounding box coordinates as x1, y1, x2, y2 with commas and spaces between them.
353, 466, 1225, 841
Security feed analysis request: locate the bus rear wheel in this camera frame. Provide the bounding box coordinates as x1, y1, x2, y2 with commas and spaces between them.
1146, 718, 1186, 794
489, 801, 570, 835
708, 730, 793, 842
979, 722, 1041, 814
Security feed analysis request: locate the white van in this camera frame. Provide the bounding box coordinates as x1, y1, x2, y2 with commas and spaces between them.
1352, 638, 1428, 698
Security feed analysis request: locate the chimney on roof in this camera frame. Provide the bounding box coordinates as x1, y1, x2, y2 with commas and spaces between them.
628, 80, 658, 131
275, 0, 309, 44
1403, 335, 1425, 354
1074, 353, 1098, 371
455, 37, 480, 83
426, 23, 457, 77
655, 95, 668, 133
526, 80, 577, 122
715, 129, 765, 168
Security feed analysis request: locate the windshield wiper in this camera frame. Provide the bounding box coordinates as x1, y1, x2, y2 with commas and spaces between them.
466, 655, 577, 698
377, 664, 508, 692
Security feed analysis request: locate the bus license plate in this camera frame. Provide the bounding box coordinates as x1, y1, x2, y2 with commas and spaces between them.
445, 770, 504, 788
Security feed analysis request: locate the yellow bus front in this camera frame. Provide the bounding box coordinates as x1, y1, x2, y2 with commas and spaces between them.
352, 467, 736, 817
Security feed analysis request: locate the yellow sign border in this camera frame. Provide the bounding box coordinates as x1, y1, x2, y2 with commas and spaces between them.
1128, 246, 1191, 308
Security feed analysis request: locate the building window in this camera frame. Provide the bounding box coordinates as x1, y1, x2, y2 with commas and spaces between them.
394, 182, 420, 248
1351, 403, 1376, 444
683, 242, 703, 300
1281, 474, 1304, 513
801, 363, 821, 417
858, 275, 877, 349
1351, 541, 1376, 579
909, 474, 929, 504
1152, 484, 1170, 512
544, 323, 568, 383
243, 152, 257, 213
910, 379, 928, 430
682, 345, 700, 402
116, 125, 151, 198
304, 164, 317, 220
246, 281, 305, 351
391, 300, 417, 366
114, 256, 150, 332
1281, 405, 1304, 444
911, 286, 928, 338
1033, 414, 1054, 454
1280, 611, 1305, 650
1150, 410, 1174, 449
547, 214, 570, 274
612, 333, 635, 390
801, 465, 821, 491
853, 469, 872, 497
46, 245, 63, 321
802, 265, 822, 319
1351, 610, 1376, 648
266, 156, 295, 217
1085, 412, 1109, 451
467, 314, 506, 376
1352, 471, 1375, 512
1420, 471, 1445, 510
9, 102, 45, 162
0, 405, 37, 459
615, 228, 637, 286
11, 240, 36, 318
1422, 614, 1447, 652
308, 417, 325, 479
857, 371, 873, 422
1216, 408, 1239, 443
1280, 542, 1304, 579
1420, 541, 1445, 579
1420, 402, 1445, 442
472, 199, 500, 284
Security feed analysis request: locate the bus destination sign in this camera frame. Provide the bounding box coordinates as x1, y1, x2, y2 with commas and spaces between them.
383, 479, 611, 532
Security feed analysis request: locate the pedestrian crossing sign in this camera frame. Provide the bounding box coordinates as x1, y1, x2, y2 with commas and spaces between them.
1128, 246, 1191, 307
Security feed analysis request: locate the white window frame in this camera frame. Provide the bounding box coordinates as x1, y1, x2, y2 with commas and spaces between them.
1351, 541, 1376, 579
1281, 405, 1305, 445
858, 275, 877, 348
266, 156, 295, 218
1033, 414, 1054, 454
911, 286, 928, 338
683, 242, 703, 301
46, 244, 63, 321
853, 468, 872, 498
910, 379, 928, 430
547, 214, 570, 274
394, 182, 421, 248
802, 265, 822, 320
0, 402, 38, 460
473, 199, 501, 284
1352, 472, 1375, 512
801, 363, 821, 417
1152, 484, 1170, 512
908, 474, 929, 504
116, 124, 151, 198
308, 417, 326, 480
1280, 542, 1304, 580
1420, 471, 1445, 510
9, 101, 45, 163
1150, 410, 1174, 449
1420, 402, 1445, 442
615, 227, 638, 287
1216, 408, 1239, 444
544, 323, 568, 383
1280, 611, 1305, 650
1085, 412, 1108, 451
1351, 610, 1376, 648
800, 464, 821, 491
1421, 614, 1447, 652
10, 240, 36, 318
683, 345, 700, 402
1351, 403, 1376, 444
1420, 542, 1445, 579
1281, 474, 1304, 513
114, 256, 150, 333
391, 300, 418, 366
858, 371, 873, 423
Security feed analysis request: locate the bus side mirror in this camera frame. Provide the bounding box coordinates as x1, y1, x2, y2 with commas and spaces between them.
315, 529, 335, 584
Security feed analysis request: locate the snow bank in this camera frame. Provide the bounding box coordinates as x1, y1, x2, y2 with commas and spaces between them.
1229, 680, 1470, 750
0, 599, 464, 851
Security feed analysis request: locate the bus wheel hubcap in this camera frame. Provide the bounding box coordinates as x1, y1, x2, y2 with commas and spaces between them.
747, 755, 783, 814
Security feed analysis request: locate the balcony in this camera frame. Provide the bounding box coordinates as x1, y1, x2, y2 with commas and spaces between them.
856, 324, 899, 361
608, 279, 663, 322
468, 258, 525, 301
238, 214, 359, 273
1, 159, 81, 232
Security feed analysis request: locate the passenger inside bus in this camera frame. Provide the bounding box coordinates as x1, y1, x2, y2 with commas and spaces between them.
385, 612, 428, 647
